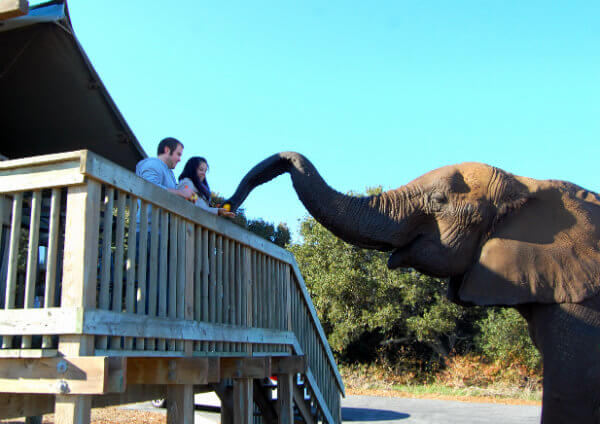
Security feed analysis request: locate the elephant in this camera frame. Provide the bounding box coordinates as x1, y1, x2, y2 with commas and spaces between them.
224, 152, 600, 423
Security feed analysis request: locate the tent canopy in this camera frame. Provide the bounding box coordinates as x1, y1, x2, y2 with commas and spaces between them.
0, 0, 146, 170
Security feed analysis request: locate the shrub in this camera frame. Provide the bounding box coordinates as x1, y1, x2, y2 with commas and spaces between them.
475, 307, 542, 371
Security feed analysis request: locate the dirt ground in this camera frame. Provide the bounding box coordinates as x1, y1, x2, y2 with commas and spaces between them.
1, 388, 541, 424
1, 408, 166, 424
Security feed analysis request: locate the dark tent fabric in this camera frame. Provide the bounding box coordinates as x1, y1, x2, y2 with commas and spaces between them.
0, 0, 146, 170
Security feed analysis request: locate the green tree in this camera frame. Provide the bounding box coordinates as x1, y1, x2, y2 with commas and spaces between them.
475, 307, 542, 370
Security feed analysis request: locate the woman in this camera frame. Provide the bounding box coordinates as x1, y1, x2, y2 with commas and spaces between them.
177, 156, 235, 217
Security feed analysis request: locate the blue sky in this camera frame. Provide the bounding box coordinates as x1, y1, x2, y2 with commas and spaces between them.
36, 1, 600, 241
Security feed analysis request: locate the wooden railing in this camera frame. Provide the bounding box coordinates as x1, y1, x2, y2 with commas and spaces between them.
0, 150, 344, 423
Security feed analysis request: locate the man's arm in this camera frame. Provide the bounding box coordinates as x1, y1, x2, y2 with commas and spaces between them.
137, 162, 193, 198
167, 187, 193, 198
137, 165, 169, 189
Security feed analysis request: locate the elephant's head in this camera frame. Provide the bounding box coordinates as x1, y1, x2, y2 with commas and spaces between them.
225, 152, 600, 306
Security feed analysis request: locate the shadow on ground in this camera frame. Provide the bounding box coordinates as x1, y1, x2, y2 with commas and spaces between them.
342, 407, 410, 421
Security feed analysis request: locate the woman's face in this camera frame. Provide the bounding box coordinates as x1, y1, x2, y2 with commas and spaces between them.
196, 161, 208, 182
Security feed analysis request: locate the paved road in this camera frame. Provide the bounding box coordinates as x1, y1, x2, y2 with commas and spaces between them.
341, 395, 540, 423
128, 393, 541, 423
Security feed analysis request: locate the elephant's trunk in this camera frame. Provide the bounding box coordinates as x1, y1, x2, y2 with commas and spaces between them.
226, 152, 413, 251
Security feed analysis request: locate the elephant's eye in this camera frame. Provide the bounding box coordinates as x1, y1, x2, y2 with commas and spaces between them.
431, 192, 447, 204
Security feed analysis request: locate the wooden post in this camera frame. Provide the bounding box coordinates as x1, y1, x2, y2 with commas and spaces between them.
166, 222, 195, 424
233, 378, 253, 424
273, 356, 307, 424
277, 373, 294, 424
55, 181, 101, 424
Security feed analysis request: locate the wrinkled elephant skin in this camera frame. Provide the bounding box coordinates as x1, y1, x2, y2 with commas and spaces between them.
226, 152, 600, 423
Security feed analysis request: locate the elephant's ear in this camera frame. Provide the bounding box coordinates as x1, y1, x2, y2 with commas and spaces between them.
458, 184, 600, 306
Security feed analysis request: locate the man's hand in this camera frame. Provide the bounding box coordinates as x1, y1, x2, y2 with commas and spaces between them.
217, 208, 235, 218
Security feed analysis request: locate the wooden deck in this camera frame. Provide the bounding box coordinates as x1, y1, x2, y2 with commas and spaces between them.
0, 150, 344, 423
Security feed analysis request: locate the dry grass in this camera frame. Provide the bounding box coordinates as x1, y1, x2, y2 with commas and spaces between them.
340, 354, 542, 405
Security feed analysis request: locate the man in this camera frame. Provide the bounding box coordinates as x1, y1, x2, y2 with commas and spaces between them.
136, 137, 193, 199
134, 137, 192, 317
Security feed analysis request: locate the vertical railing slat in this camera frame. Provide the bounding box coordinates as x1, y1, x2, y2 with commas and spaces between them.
194, 226, 203, 352
277, 262, 283, 350
229, 240, 236, 351
124, 195, 138, 350
236, 242, 242, 352
201, 228, 209, 352
135, 200, 148, 351
22, 190, 42, 348
208, 231, 216, 353
244, 247, 253, 355
268, 258, 274, 352
110, 191, 127, 350
42, 188, 62, 348
168, 214, 178, 351
230, 241, 237, 351
263, 255, 269, 352
285, 265, 292, 354
184, 221, 195, 355
223, 238, 230, 353
252, 251, 257, 331
2, 192, 23, 349
176, 217, 186, 351
216, 235, 223, 352
256, 254, 263, 353
96, 187, 114, 350
146, 206, 160, 351
157, 210, 169, 351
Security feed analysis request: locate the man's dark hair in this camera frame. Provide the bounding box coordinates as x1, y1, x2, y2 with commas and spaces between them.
157, 137, 183, 155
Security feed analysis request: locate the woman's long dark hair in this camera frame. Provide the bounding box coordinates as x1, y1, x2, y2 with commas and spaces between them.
178, 157, 211, 201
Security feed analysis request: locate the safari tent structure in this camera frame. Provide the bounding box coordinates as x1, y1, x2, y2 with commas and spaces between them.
0, 2, 344, 423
